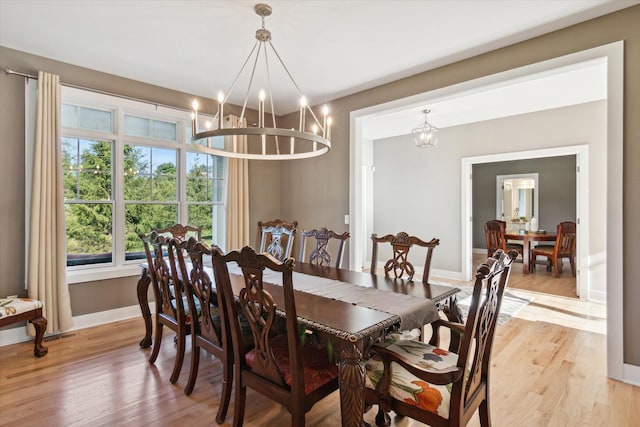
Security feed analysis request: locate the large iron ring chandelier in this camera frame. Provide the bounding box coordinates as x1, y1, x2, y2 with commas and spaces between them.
191, 3, 331, 160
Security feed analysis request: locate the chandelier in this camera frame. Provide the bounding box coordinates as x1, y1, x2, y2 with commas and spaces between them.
412, 109, 439, 148
191, 3, 331, 160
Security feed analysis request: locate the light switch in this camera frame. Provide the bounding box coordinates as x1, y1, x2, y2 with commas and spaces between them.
344, 214, 350, 225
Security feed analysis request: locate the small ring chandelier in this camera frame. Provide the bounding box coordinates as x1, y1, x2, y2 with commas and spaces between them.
412, 109, 440, 148
191, 3, 331, 160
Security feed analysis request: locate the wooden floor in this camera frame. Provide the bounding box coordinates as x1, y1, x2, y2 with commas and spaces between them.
1, 269, 638, 426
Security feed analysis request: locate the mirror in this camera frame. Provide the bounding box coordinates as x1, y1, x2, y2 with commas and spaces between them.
496, 173, 539, 231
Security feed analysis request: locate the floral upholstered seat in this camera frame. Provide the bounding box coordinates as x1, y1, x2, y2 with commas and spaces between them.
0, 297, 43, 318
365, 333, 458, 419
0, 297, 48, 357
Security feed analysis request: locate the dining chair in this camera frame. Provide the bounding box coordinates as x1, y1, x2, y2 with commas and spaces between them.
257, 219, 298, 261
211, 245, 339, 427
531, 221, 576, 278
140, 231, 195, 384
170, 237, 232, 423
364, 249, 518, 427
484, 219, 523, 259
370, 232, 440, 285
298, 227, 350, 268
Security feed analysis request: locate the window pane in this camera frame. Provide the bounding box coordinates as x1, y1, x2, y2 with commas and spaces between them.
124, 115, 150, 137
125, 204, 178, 257
62, 104, 78, 128
188, 204, 213, 244
152, 147, 177, 201
65, 203, 113, 266
152, 120, 177, 142
62, 137, 112, 201
79, 107, 112, 132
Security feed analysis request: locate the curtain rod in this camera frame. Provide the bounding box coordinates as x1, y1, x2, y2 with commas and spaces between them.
4, 68, 194, 114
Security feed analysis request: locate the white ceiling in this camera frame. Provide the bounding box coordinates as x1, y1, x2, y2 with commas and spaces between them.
0, 0, 636, 135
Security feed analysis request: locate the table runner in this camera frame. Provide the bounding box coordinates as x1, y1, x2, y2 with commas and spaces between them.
227, 264, 439, 330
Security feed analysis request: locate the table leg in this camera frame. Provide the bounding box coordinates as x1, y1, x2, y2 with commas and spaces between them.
136, 266, 153, 348
522, 238, 531, 274
338, 345, 368, 427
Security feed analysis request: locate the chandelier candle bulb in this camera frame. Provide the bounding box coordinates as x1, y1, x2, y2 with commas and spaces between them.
217, 91, 224, 129
192, 99, 199, 133
290, 129, 295, 154
191, 112, 196, 135
259, 89, 265, 127
312, 124, 318, 150
299, 96, 306, 132
322, 105, 329, 137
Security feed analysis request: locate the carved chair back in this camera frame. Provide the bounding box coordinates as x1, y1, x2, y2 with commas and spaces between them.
298, 227, 350, 268
155, 223, 203, 242
370, 232, 440, 284
258, 219, 298, 261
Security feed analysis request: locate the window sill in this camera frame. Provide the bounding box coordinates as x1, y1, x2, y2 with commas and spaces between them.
67, 264, 143, 284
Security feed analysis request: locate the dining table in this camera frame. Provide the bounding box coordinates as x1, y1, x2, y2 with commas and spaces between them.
135, 260, 461, 426
504, 230, 557, 273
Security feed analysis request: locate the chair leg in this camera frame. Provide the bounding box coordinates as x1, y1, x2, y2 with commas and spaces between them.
184, 338, 200, 395
375, 406, 391, 426
30, 316, 48, 357
216, 351, 233, 424
479, 398, 492, 427
232, 377, 247, 427
149, 321, 164, 364
553, 257, 560, 278
170, 325, 186, 383
569, 256, 576, 277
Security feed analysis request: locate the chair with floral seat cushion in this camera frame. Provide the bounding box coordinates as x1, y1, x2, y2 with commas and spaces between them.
170, 237, 231, 424
140, 231, 199, 384
298, 227, 350, 268
258, 219, 297, 261
364, 249, 518, 427
211, 245, 339, 427
370, 232, 440, 285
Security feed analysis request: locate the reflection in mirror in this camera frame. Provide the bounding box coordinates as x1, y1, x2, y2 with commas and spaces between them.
496, 173, 539, 232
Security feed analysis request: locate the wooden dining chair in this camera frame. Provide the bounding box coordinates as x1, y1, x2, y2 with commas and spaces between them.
170, 237, 232, 423
484, 219, 523, 259
531, 221, 576, 278
258, 219, 298, 261
298, 227, 350, 268
212, 246, 339, 427
364, 249, 518, 427
370, 232, 440, 285
140, 231, 194, 384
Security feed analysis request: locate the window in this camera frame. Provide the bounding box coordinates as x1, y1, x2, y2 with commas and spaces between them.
60, 88, 226, 278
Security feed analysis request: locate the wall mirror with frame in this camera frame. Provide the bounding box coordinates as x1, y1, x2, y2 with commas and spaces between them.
496, 173, 539, 232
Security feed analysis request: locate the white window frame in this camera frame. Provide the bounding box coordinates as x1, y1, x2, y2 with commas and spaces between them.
57, 87, 226, 283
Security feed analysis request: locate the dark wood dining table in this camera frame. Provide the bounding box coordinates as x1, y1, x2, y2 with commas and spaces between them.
136, 261, 460, 426
504, 231, 557, 273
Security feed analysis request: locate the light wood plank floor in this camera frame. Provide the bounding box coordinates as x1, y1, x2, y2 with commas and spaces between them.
1, 273, 637, 426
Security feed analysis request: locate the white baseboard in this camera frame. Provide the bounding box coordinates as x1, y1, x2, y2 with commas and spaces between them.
472, 248, 486, 254
623, 363, 640, 387
0, 303, 154, 348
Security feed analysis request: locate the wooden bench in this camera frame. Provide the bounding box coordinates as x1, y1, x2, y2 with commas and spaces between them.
0, 297, 48, 357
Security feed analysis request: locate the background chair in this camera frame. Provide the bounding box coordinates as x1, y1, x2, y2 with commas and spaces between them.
258, 219, 297, 261
171, 237, 231, 423
212, 246, 339, 427
531, 221, 576, 278
484, 219, 523, 260
298, 227, 350, 268
370, 232, 439, 285
364, 249, 518, 427
140, 231, 193, 384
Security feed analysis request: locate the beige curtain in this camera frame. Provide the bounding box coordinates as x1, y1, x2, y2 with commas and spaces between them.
224, 114, 250, 251
27, 71, 73, 334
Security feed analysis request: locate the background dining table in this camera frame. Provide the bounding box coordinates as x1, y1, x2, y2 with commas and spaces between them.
504, 231, 557, 273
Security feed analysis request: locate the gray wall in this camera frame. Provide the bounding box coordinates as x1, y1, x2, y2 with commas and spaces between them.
472, 156, 577, 248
